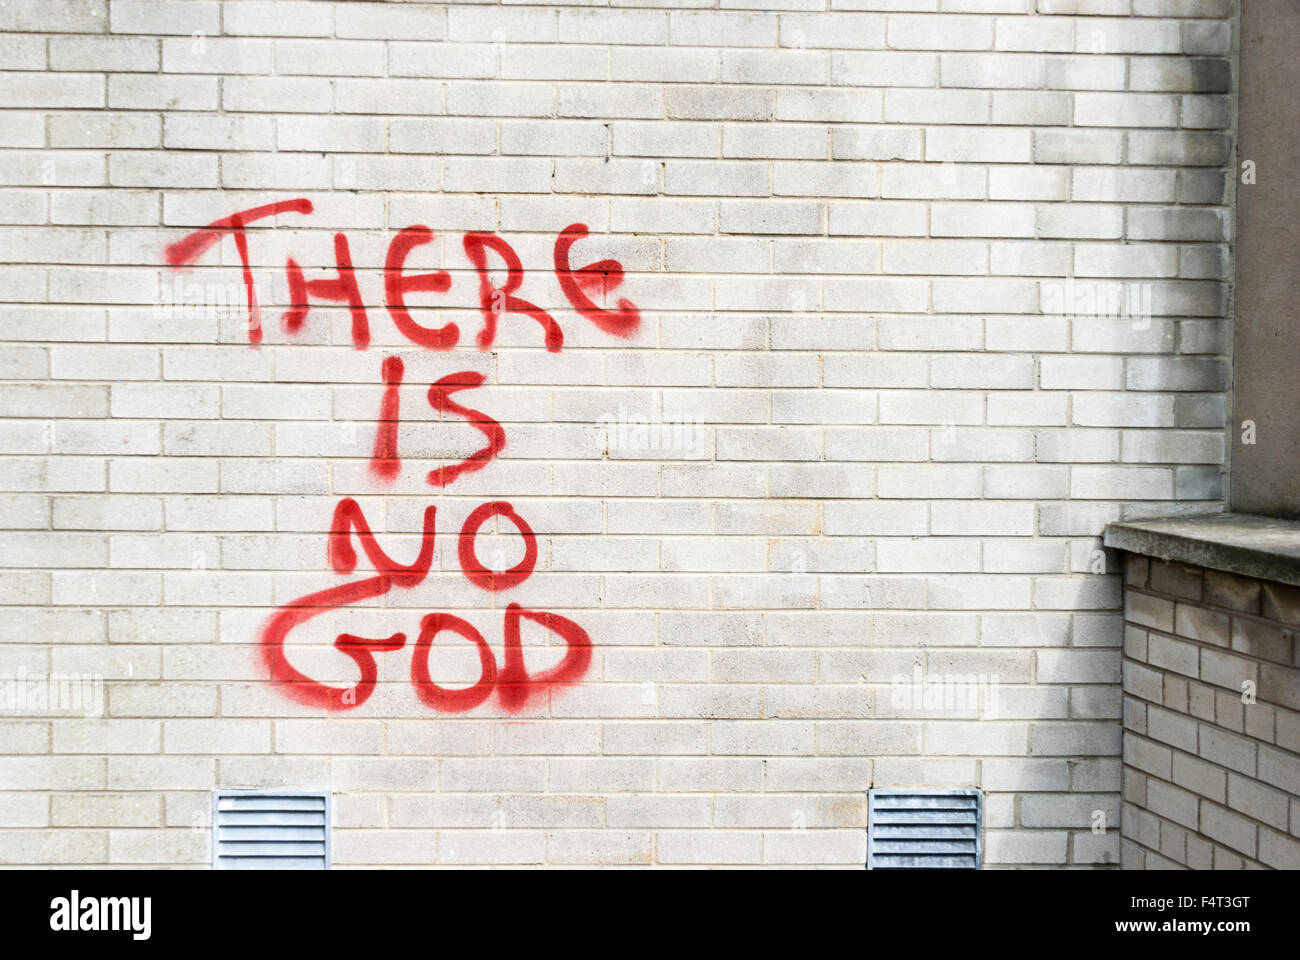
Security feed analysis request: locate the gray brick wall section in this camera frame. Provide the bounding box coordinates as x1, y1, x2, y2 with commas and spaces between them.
1120, 553, 1300, 870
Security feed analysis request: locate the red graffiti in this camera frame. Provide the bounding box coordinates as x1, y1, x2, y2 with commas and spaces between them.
499, 605, 591, 712
457, 500, 537, 592
167, 201, 617, 713
383, 225, 456, 349
554, 223, 640, 338
411, 613, 497, 713
328, 495, 432, 582
164, 197, 642, 349
163, 198, 314, 343
365, 367, 505, 487
284, 232, 371, 348
260, 497, 436, 711
411, 604, 592, 713
463, 231, 562, 352
426, 372, 505, 488
369, 355, 404, 481
260, 497, 585, 713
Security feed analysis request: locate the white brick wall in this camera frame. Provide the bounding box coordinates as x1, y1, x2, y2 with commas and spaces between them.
0, 0, 1234, 867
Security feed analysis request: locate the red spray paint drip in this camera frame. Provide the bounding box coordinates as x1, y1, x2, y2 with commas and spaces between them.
369, 356, 404, 482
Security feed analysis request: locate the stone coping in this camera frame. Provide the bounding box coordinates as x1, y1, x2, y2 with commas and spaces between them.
1103, 513, 1300, 588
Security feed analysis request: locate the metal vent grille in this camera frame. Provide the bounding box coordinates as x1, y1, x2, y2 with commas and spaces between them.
867, 789, 982, 870
212, 791, 330, 870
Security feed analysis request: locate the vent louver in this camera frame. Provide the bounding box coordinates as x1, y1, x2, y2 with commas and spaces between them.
212, 791, 330, 870
867, 789, 982, 870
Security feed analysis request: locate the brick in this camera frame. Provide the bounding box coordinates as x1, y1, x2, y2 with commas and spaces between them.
336, 3, 446, 40
1126, 592, 1174, 633
1262, 583, 1300, 626
1199, 803, 1257, 858
51, 37, 158, 72
1258, 828, 1300, 871
110, 1, 217, 35
1231, 617, 1294, 666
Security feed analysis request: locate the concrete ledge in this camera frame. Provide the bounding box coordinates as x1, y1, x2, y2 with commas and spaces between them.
1104, 512, 1300, 588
